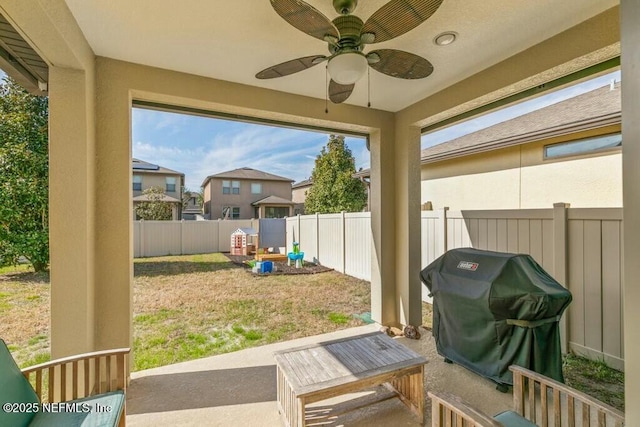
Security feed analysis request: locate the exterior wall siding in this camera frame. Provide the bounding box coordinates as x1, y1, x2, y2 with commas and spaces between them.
421, 126, 622, 211
203, 178, 292, 219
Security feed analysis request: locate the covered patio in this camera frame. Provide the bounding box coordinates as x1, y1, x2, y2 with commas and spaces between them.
0, 0, 638, 424
125, 325, 511, 426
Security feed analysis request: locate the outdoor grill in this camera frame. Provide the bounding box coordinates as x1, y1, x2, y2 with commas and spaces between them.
420, 248, 572, 389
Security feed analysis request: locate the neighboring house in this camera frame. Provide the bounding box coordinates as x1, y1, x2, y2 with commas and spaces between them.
292, 172, 372, 213
132, 158, 184, 220
420, 82, 621, 210
202, 167, 295, 219
291, 179, 312, 215
182, 191, 204, 220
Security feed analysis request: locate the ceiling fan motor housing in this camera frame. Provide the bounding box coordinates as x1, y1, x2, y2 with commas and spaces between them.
332, 15, 364, 50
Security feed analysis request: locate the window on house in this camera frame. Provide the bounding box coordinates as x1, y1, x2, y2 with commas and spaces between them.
251, 182, 262, 194
222, 206, 240, 219
166, 177, 176, 192
223, 180, 240, 194
133, 175, 142, 191
544, 133, 622, 159
265, 206, 289, 218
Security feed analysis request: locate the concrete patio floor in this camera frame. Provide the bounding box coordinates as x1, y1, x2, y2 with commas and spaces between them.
126, 324, 512, 426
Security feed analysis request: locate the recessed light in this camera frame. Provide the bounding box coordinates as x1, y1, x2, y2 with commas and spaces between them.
434, 31, 457, 46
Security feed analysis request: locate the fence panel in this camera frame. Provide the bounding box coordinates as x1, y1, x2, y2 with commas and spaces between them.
566, 209, 624, 370
140, 221, 182, 257
181, 221, 219, 254
344, 213, 371, 280
446, 209, 554, 271
317, 213, 343, 271
299, 215, 319, 262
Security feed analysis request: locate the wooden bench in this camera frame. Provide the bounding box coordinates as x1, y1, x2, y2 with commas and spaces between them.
1, 339, 129, 427
429, 365, 625, 426
274, 332, 427, 427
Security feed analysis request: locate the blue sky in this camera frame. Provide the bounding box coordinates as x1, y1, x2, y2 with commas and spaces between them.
0, 68, 621, 190
132, 111, 370, 189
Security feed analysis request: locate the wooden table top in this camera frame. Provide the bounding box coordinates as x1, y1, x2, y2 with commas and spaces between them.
274, 332, 427, 396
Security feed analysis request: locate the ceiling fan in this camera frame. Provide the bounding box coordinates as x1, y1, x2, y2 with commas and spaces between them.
256, 0, 443, 104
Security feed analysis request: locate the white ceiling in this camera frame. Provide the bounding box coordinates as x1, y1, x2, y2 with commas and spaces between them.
64, 0, 618, 112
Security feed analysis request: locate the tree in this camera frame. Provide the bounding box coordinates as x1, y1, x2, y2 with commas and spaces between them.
134, 186, 174, 220
0, 76, 49, 271
305, 135, 367, 214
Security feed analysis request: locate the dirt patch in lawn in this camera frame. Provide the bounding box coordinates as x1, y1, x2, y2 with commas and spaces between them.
226, 254, 333, 275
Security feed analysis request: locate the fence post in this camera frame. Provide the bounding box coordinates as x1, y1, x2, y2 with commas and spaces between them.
316, 212, 320, 264
553, 202, 570, 353
439, 207, 449, 253
341, 211, 346, 273
139, 219, 145, 257
180, 219, 185, 255
297, 214, 301, 254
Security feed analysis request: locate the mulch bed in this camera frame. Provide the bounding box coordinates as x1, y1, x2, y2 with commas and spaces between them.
225, 254, 333, 275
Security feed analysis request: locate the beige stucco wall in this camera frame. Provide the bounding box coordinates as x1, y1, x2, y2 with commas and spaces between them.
204, 178, 293, 219
132, 172, 182, 199
291, 186, 310, 204
422, 155, 622, 210
421, 126, 622, 210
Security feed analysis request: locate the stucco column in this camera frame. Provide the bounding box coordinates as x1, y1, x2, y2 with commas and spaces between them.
48, 67, 96, 358
621, 0, 640, 423
369, 128, 398, 326
93, 59, 133, 351
395, 125, 422, 328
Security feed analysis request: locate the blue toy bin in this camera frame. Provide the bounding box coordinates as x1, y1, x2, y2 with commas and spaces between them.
260, 261, 273, 273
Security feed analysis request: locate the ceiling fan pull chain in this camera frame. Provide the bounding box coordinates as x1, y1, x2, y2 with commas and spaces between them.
325, 65, 329, 114
367, 67, 371, 108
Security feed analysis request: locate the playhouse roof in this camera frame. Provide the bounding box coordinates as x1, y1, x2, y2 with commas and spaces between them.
233, 228, 257, 235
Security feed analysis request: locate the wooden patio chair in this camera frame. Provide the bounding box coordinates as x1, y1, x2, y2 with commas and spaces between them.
429, 365, 625, 426
1, 339, 129, 427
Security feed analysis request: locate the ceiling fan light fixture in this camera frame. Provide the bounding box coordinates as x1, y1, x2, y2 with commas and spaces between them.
327, 52, 368, 85
434, 31, 457, 46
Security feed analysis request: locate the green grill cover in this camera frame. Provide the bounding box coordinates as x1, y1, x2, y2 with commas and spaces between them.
420, 248, 572, 386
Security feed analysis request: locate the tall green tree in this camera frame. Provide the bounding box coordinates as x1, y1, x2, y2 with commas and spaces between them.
305, 135, 367, 214
134, 186, 174, 220
0, 76, 49, 271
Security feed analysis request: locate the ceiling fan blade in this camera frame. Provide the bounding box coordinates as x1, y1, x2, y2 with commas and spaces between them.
270, 0, 339, 41
256, 55, 327, 79
362, 0, 444, 43
329, 79, 355, 104
367, 49, 433, 79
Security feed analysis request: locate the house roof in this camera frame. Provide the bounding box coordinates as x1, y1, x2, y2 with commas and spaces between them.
292, 179, 312, 189
202, 167, 293, 187
252, 196, 295, 206
132, 194, 181, 203
132, 158, 184, 176
421, 82, 621, 163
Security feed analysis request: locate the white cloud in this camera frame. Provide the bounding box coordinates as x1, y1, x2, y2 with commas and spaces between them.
133, 123, 367, 189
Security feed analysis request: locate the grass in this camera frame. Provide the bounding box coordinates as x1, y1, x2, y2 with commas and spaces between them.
563, 353, 625, 411
131, 253, 370, 370
0, 253, 370, 371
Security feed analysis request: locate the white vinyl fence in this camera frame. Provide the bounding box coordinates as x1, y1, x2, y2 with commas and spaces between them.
133, 219, 258, 257
133, 205, 624, 369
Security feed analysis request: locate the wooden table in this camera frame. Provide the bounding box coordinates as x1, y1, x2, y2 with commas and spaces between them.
274, 332, 427, 426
